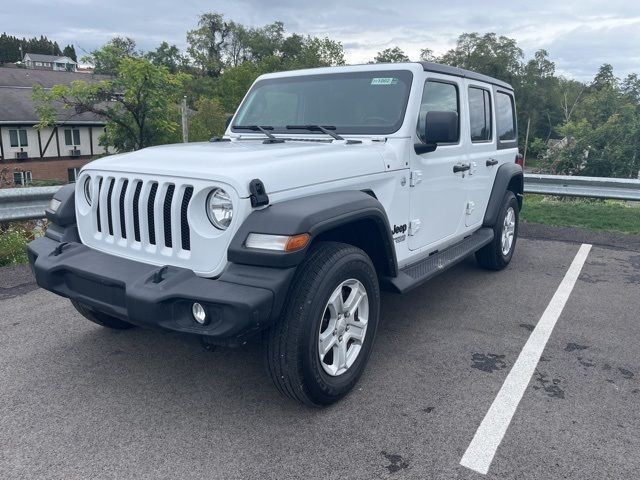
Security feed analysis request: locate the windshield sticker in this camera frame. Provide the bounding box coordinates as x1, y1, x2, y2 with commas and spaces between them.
371, 77, 399, 86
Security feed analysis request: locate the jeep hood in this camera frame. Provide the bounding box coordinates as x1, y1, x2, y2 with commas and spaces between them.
84, 140, 388, 197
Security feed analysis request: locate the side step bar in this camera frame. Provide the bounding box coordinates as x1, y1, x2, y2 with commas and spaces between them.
382, 228, 494, 294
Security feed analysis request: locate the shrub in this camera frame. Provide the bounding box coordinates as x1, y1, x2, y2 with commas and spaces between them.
0, 221, 42, 267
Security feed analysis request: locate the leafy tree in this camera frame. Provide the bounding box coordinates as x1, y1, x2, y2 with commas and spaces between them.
146, 41, 185, 73
189, 97, 228, 141
86, 37, 138, 74
187, 12, 231, 77
440, 33, 523, 85
517, 49, 562, 143
34, 56, 187, 151
545, 65, 640, 178
420, 48, 436, 62
374, 47, 410, 63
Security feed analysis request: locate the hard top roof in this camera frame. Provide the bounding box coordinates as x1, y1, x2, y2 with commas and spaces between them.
418, 61, 513, 90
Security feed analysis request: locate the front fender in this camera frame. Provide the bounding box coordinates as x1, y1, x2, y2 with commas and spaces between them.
228, 190, 397, 274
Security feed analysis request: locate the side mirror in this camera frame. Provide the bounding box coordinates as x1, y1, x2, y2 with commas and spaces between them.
226, 114, 234, 129
414, 111, 459, 155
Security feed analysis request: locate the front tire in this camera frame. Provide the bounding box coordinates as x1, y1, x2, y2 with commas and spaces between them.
263, 242, 381, 407
476, 191, 519, 270
71, 300, 135, 330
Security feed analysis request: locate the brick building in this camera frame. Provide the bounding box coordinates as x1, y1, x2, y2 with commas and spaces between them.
0, 67, 109, 187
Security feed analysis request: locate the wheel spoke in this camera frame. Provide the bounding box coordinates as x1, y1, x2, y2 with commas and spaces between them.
335, 339, 348, 372
318, 329, 337, 358
326, 288, 344, 318
344, 284, 366, 318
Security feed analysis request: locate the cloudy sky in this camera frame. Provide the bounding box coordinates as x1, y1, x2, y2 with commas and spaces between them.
5, 0, 640, 81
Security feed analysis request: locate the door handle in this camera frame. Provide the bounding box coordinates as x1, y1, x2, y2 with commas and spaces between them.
453, 163, 471, 173
486, 158, 499, 166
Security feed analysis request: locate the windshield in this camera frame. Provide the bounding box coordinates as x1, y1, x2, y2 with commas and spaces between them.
232, 70, 413, 135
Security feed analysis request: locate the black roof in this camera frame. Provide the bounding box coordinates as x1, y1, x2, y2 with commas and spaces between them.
0, 67, 109, 124
418, 61, 514, 90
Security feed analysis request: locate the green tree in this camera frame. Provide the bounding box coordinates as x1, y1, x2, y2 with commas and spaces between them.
146, 41, 185, 73
34, 56, 187, 151
189, 97, 228, 141
62, 44, 77, 61
187, 12, 231, 77
546, 65, 640, 178
420, 48, 436, 62
374, 47, 410, 63
440, 33, 523, 85
86, 36, 138, 74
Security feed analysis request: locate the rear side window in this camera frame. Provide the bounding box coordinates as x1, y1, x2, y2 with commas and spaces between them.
468, 87, 492, 142
496, 91, 516, 141
417, 80, 459, 143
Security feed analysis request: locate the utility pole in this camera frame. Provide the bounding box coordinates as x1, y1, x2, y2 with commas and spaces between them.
181, 96, 188, 143
522, 117, 531, 167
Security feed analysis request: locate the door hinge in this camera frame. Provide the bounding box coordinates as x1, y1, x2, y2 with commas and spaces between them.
410, 170, 422, 187
409, 219, 422, 236
466, 201, 476, 215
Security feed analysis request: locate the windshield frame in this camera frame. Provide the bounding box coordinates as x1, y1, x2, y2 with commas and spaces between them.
231, 69, 414, 136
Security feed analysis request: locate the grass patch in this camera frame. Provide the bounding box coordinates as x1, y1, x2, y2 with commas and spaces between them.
0, 221, 42, 267
521, 195, 640, 235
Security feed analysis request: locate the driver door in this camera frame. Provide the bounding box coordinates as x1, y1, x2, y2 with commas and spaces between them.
408, 78, 468, 251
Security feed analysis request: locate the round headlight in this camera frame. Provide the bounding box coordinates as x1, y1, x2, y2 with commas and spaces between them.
206, 188, 233, 230
83, 176, 92, 205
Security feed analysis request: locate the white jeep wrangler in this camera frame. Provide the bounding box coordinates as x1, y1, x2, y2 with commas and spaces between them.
28, 62, 523, 406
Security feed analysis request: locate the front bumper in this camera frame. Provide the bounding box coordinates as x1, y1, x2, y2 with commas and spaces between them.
27, 236, 295, 344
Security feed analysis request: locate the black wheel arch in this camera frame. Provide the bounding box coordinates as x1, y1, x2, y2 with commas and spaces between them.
228, 190, 398, 277
483, 162, 523, 228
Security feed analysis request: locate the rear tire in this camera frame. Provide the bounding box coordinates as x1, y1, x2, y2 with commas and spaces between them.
71, 300, 135, 330
263, 242, 380, 407
476, 191, 519, 271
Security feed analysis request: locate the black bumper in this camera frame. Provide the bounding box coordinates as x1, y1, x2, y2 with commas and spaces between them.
27, 236, 295, 344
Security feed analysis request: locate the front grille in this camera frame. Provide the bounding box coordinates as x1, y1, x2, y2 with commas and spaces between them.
89, 176, 194, 253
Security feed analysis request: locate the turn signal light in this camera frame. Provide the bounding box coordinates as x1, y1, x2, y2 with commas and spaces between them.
285, 233, 311, 252
245, 233, 311, 252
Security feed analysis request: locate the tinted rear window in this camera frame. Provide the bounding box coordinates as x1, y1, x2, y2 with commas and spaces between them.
496, 91, 516, 141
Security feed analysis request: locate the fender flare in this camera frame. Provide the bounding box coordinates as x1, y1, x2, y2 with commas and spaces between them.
483, 163, 523, 227
228, 190, 398, 275
46, 183, 76, 226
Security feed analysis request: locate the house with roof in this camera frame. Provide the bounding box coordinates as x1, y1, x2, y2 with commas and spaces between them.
23, 53, 77, 72
0, 67, 108, 187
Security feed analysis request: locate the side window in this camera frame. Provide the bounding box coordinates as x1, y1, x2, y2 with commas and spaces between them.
496, 92, 516, 141
417, 80, 459, 143
468, 87, 492, 142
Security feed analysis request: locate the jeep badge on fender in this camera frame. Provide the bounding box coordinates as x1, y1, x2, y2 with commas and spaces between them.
28, 61, 523, 407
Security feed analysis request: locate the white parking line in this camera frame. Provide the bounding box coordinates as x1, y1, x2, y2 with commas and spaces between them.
460, 243, 592, 475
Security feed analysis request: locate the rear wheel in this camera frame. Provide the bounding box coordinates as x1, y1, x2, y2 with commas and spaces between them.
263, 242, 380, 407
476, 191, 519, 270
71, 300, 135, 330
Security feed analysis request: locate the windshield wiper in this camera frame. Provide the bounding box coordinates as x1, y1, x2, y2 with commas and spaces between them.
232, 125, 284, 144
286, 125, 362, 144
286, 124, 346, 141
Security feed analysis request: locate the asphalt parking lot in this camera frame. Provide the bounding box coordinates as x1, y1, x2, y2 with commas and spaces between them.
1, 225, 639, 479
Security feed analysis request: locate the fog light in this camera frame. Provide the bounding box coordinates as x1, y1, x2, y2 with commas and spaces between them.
192, 302, 207, 325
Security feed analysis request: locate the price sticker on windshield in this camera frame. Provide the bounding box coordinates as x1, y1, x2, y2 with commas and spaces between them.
371, 77, 399, 85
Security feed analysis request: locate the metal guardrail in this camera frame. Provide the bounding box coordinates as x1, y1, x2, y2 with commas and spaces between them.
0, 186, 61, 222
0, 174, 639, 223
524, 174, 640, 201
